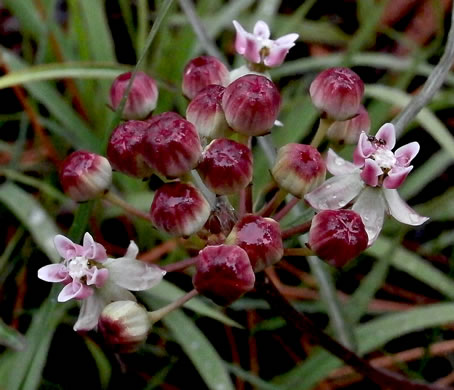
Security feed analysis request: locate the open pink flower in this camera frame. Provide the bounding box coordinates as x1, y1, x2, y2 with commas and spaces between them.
38, 233, 165, 331
305, 123, 428, 245
232, 20, 298, 67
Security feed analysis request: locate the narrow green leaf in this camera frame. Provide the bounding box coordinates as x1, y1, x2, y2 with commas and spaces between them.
0, 319, 26, 351
85, 338, 112, 389
1, 0, 44, 37
226, 363, 283, 390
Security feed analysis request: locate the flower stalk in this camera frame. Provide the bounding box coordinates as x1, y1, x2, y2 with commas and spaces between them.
148, 289, 198, 324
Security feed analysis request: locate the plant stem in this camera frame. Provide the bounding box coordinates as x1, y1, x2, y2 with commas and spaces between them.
104, 191, 152, 222
273, 196, 300, 221
281, 221, 312, 239
283, 247, 313, 257
255, 272, 449, 390
258, 188, 288, 217
161, 257, 198, 272
148, 289, 198, 324
239, 184, 253, 217
310, 117, 333, 148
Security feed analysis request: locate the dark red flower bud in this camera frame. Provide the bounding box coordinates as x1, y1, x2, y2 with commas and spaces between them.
186, 85, 231, 139
142, 112, 202, 178
309, 210, 368, 267
107, 120, 154, 178
222, 74, 281, 136
150, 182, 211, 236
310, 67, 364, 121
271, 143, 326, 198
197, 139, 253, 195
109, 71, 158, 120
193, 245, 255, 305
326, 105, 371, 144
226, 214, 283, 272
182, 56, 229, 99
60, 150, 112, 202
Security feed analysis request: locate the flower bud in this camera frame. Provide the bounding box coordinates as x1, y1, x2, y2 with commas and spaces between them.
197, 139, 253, 195
182, 56, 230, 100
150, 182, 211, 236
98, 301, 151, 353
309, 210, 368, 267
60, 150, 112, 202
186, 85, 231, 139
326, 105, 371, 145
309, 67, 364, 121
222, 74, 281, 136
107, 120, 154, 178
109, 71, 158, 120
193, 245, 255, 305
271, 143, 326, 198
142, 112, 202, 178
226, 214, 283, 272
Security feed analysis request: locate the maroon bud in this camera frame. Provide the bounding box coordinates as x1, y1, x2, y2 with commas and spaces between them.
186, 85, 231, 139
309, 67, 364, 121
226, 214, 283, 272
271, 143, 326, 198
197, 139, 253, 195
109, 71, 158, 120
326, 105, 370, 144
182, 56, 230, 99
222, 74, 281, 136
309, 210, 368, 267
193, 245, 255, 305
150, 182, 211, 236
98, 301, 151, 353
143, 112, 202, 178
60, 150, 112, 202
107, 120, 154, 178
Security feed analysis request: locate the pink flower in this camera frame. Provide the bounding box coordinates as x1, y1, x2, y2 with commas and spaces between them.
232, 20, 298, 67
305, 123, 428, 245
38, 233, 165, 331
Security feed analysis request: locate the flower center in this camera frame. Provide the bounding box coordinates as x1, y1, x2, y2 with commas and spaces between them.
68, 256, 91, 280
372, 147, 396, 170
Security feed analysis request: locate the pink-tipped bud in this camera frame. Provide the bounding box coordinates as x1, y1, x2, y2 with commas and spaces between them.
107, 120, 154, 178
271, 143, 326, 198
197, 139, 253, 195
143, 112, 202, 178
222, 74, 281, 136
98, 301, 151, 353
309, 210, 368, 267
326, 105, 371, 145
193, 245, 255, 305
309, 67, 364, 121
182, 56, 230, 100
109, 71, 158, 120
226, 214, 283, 272
150, 182, 211, 236
186, 85, 231, 139
60, 150, 112, 202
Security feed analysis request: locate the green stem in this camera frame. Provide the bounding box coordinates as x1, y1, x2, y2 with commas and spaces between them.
310, 117, 333, 148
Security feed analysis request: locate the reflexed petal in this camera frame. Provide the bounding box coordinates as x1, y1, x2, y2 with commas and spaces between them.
395, 142, 420, 166
253, 20, 270, 39
58, 280, 93, 302
82, 232, 107, 261
100, 281, 136, 302
383, 188, 429, 226
352, 187, 385, 245
124, 241, 139, 260
37, 263, 69, 283
326, 149, 358, 176
54, 235, 82, 260
353, 132, 375, 165
105, 259, 165, 291
304, 173, 364, 210
73, 295, 106, 331
383, 165, 413, 189
360, 159, 382, 187
274, 33, 299, 46
265, 46, 290, 67
375, 123, 396, 149
232, 20, 248, 54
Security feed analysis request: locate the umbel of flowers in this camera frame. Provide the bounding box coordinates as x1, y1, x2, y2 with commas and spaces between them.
40, 19, 428, 349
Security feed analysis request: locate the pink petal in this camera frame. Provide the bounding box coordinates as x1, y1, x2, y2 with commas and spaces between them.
86, 267, 109, 288
383, 165, 413, 189
353, 132, 376, 165
54, 235, 82, 260
375, 123, 396, 150
352, 187, 386, 245
304, 173, 364, 210
58, 280, 93, 302
243, 36, 262, 64
82, 232, 107, 261
326, 149, 358, 176
383, 188, 429, 226
73, 295, 106, 331
360, 159, 382, 187
37, 263, 69, 283
232, 20, 248, 54
274, 33, 299, 46
394, 142, 420, 167
264, 46, 290, 67
253, 20, 270, 39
